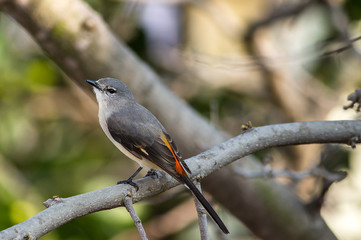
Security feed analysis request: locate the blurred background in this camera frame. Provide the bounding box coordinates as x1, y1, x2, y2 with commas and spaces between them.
1, 0, 361, 239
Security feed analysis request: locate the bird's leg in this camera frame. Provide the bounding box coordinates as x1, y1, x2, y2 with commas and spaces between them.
145, 169, 159, 179
117, 166, 143, 191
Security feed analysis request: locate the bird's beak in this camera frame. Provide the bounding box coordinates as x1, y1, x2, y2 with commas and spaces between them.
86, 80, 101, 90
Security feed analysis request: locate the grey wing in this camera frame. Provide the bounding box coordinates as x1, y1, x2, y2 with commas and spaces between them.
106, 104, 191, 177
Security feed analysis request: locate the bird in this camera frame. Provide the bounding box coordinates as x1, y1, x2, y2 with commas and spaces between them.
87, 77, 229, 234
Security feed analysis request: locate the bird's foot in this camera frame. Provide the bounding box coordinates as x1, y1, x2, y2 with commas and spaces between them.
117, 178, 139, 191
145, 169, 159, 179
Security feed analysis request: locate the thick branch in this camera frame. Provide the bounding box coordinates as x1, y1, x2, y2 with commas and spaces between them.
1, 121, 359, 239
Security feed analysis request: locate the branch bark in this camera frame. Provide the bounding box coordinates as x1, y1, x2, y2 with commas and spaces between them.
0, 0, 355, 239
124, 195, 148, 240
193, 181, 210, 240
1, 121, 360, 239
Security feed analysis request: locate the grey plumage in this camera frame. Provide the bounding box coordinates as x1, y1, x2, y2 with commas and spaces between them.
86, 77, 229, 234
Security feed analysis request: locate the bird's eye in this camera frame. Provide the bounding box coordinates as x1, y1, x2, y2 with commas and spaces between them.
106, 88, 116, 94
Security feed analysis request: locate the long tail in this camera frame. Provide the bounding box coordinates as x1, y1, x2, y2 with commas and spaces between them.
179, 175, 229, 234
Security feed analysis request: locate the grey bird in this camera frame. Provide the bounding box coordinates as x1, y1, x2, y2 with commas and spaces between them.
87, 77, 229, 234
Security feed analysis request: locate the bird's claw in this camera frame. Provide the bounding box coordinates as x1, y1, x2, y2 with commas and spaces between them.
117, 179, 139, 191
145, 169, 159, 179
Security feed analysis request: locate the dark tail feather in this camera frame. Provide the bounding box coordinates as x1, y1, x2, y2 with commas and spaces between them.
179, 175, 229, 234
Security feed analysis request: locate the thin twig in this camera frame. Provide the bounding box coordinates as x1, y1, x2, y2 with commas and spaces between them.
324, 0, 361, 60
193, 180, 209, 240
183, 35, 361, 75
244, 0, 314, 42
320, 36, 361, 58
124, 195, 148, 240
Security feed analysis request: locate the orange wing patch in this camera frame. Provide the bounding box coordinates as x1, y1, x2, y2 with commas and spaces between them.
160, 133, 188, 177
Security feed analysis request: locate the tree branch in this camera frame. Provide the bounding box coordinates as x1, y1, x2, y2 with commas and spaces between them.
0, 120, 360, 239
193, 180, 209, 240
124, 195, 148, 240
235, 165, 346, 183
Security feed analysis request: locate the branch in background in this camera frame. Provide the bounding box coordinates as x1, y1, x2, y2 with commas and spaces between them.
306, 177, 336, 215
0, 121, 360, 239
124, 195, 148, 240
244, 0, 359, 60
234, 152, 347, 216
235, 164, 346, 183
183, 34, 361, 75
0, 0, 227, 157
320, 36, 361, 58
244, 0, 314, 42
323, 0, 361, 60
